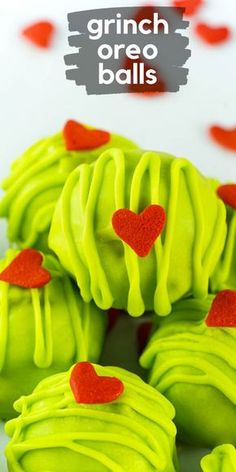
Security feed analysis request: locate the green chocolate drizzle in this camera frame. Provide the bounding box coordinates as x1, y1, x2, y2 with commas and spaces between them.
211, 208, 236, 292
201, 445, 236, 472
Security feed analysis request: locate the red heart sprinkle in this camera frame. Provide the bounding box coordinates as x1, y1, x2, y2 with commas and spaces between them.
112, 205, 166, 257
217, 184, 236, 210
21, 21, 55, 49
63, 120, 110, 151
206, 290, 236, 327
70, 362, 124, 404
195, 23, 231, 45
173, 0, 203, 16
209, 125, 236, 152
0, 249, 51, 289
137, 321, 152, 354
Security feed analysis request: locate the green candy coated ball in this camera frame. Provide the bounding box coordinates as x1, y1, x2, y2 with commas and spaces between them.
5, 364, 177, 472
0, 249, 107, 419
140, 297, 236, 447
0, 128, 137, 251
49, 148, 226, 316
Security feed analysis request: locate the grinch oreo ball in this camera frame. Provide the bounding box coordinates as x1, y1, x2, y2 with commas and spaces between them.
0, 249, 107, 419
140, 294, 236, 447
201, 445, 236, 472
49, 148, 226, 316
5, 362, 177, 472
0, 120, 137, 251
211, 184, 236, 292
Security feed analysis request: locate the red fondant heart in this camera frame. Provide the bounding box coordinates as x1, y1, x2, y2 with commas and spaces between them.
63, 120, 110, 151
0, 249, 51, 289
195, 23, 230, 45
173, 0, 203, 16
217, 184, 236, 210
70, 362, 124, 404
21, 21, 55, 49
112, 205, 166, 257
206, 290, 236, 327
209, 125, 236, 152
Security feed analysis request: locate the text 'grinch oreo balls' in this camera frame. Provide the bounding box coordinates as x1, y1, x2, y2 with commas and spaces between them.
211, 183, 236, 292
201, 445, 236, 472
49, 148, 226, 316
0, 120, 137, 251
140, 294, 236, 447
0, 249, 107, 419
5, 362, 178, 472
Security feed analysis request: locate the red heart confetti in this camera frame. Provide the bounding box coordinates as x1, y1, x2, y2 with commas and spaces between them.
63, 120, 110, 151
137, 321, 152, 354
70, 362, 124, 404
112, 205, 166, 257
209, 125, 236, 152
172, 0, 203, 16
0, 249, 51, 289
195, 23, 231, 45
205, 290, 236, 327
217, 184, 236, 210
21, 21, 55, 49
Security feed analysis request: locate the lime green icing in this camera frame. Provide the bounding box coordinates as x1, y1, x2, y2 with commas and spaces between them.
0, 249, 107, 419
140, 297, 236, 447
0, 128, 137, 251
201, 445, 236, 472
5, 363, 177, 472
210, 179, 236, 292
49, 148, 226, 317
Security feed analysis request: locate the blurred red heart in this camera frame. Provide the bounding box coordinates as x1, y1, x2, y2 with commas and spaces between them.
21, 21, 55, 49
173, 0, 203, 16
70, 362, 124, 404
63, 120, 110, 151
195, 23, 231, 45
209, 125, 236, 152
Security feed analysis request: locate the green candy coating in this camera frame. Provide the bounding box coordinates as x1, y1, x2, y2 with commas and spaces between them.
201, 445, 236, 472
210, 180, 236, 292
0, 128, 137, 251
0, 249, 107, 419
5, 364, 177, 472
140, 297, 236, 447
49, 148, 226, 317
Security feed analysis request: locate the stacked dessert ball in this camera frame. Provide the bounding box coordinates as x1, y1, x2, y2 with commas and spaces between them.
0, 119, 235, 471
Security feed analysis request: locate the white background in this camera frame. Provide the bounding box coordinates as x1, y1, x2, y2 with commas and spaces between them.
0, 0, 236, 470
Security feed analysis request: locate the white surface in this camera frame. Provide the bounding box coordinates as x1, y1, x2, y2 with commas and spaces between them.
0, 0, 236, 470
